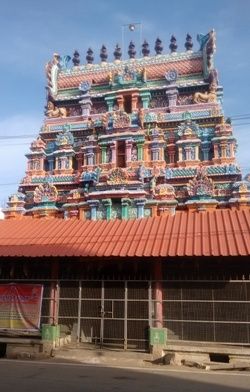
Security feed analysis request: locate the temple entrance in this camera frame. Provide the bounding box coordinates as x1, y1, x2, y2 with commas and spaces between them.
78, 281, 149, 350
56, 280, 150, 350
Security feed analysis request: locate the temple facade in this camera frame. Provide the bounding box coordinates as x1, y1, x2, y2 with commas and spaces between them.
1, 31, 250, 355
3, 30, 250, 219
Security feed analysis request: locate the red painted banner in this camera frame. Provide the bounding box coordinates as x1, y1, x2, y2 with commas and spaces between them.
0, 283, 43, 331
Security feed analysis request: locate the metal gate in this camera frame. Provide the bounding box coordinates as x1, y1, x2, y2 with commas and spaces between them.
160, 280, 250, 344
58, 280, 150, 350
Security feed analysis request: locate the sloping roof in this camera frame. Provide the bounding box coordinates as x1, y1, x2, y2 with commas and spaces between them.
0, 209, 249, 258
57, 57, 203, 90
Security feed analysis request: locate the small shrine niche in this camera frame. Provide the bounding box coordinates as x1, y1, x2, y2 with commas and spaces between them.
176, 120, 201, 166
26, 137, 46, 176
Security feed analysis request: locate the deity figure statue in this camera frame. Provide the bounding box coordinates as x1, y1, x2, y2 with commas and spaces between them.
193, 83, 217, 104
138, 164, 145, 182
46, 101, 68, 118
106, 146, 112, 163
138, 108, 144, 128
149, 176, 157, 195
131, 145, 138, 161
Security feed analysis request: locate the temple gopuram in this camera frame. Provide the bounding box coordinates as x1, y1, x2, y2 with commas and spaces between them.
4, 30, 250, 219
1, 30, 250, 358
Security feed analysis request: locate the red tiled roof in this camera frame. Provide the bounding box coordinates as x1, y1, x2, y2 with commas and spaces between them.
0, 209, 250, 258
57, 58, 203, 89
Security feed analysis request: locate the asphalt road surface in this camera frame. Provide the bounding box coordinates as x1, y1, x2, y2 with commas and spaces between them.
0, 359, 250, 392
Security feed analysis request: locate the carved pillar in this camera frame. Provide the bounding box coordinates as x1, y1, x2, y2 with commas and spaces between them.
86, 148, 94, 166
201, 141, 210, 161
178, 146, 183, 161
100, 145, 107, 163
165, 85, 178, 108
184, 146, 190, 161
87, 200, 99, 221
167, 145, 175, 164
104, 96, 114, 112
159, 144, 165, 161
140, 91, 151, 109
230, 143, 235, 158
111, 142, 116, 164
143, 143, 149, 162
102, 199, 112, 220
221, 143, 227, 158
69, 156, 73, 169
131, 93, 139, 111
55, 157, 59, 170
195, 145, 199, 161
79, 94, 92, 116
135, 198, 146, 219
121, 198, 131, 220
213, 144, 219, 159
39, 157, 44, 171
151, 144, 160, 161
125, 140, 133, 163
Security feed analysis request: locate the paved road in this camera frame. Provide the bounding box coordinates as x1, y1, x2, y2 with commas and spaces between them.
0, 359, 250, 392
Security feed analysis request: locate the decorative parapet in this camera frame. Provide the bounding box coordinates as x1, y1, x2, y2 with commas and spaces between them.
164, 164, 241, 180
144, 107, 223, 124
29, 175, 76, 184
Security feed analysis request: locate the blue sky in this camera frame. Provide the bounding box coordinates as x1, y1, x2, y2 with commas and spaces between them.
0, 0, 249, 207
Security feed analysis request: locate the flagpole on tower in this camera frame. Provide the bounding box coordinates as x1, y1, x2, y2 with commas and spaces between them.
121, 22, 142, 59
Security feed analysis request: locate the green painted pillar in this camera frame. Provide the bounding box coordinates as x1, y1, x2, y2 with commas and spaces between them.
121, 198, 131, 220
101, 145, 107, 163
140, 91, 151, 109
105, 96, 115, 112
102, 199, 112, 220
137, 142, 144, 161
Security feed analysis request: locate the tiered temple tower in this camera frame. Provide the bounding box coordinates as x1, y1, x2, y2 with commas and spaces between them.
4, 30, 250, 219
